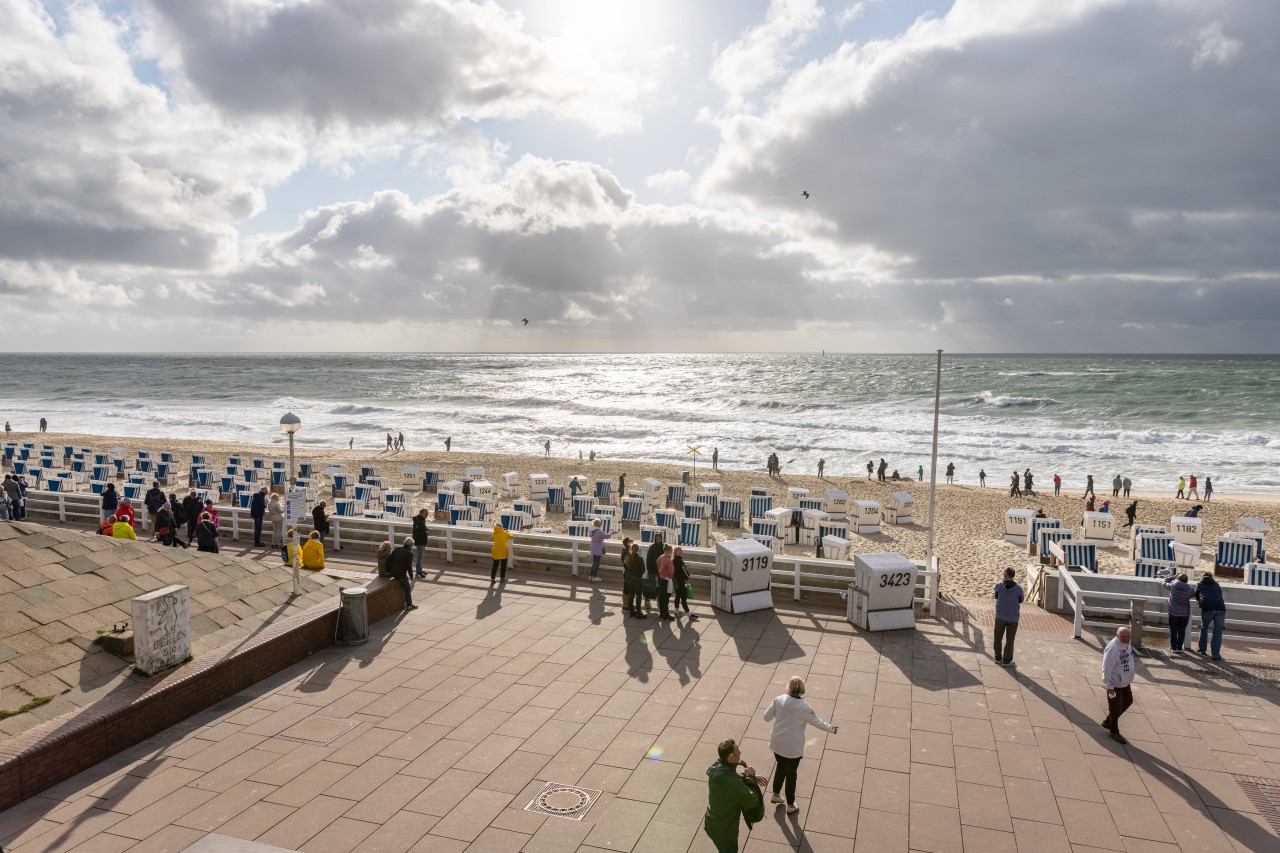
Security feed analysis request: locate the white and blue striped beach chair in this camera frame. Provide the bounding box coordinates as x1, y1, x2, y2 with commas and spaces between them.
799, 499, 823, 512
251, 458, 264, 470
752, 519, 780, 539
1029, 517, 1061, 550
1134, 559, 1175, 579
271, 469, 287, 488
191, 454, 207, 466
696, 491, 718, 519
567, 521, 592, 537
1137, 534, 1175, 563
818, 520, 849, 541
354, 484, 378, 506
12, 460, 27, 476
1038, 529, 1074, 565
572, 495, 595, 521
382, 503, 406, 518
746, 531, 782, 555
640, 525, 669, 545
468, 499, 488, 521
717, 498, 743, 528
1215, 537, 1257, 572
295, 462, 312, 479
45, 476, 71, 493
331, 474, 352, 497
155, 462, 171, 483
655, 508, 679, 532
499, 511, 530, 532
89, 480, 108, 495
680, 517, 704, 548
92, 465, 113, 482
1246, 563, 1280, 588
547, 486, 567, 513
136, 450, 150, 461
749, 495, 773, 520
621, 497, 644, 527
236, 490, 254, 509
70, 459, 86, 474
195, 469, 215, 489
683, 501, 706, 520
359, 466, 376, 483
666, 483, 686, 508
513, 500, 541, 521
2, 445, 14, 462
243, 467, 260, 485
436, 491, 457, 510
1225, 531, 1264, 564
218, 475, 236, 496
594, 479, 613, 503
123, 483, 144, 502
449, 505, 476, 525
1062, 542, 1098, 573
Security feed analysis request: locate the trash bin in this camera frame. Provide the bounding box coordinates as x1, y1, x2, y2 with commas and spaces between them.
336, 586, 368, 645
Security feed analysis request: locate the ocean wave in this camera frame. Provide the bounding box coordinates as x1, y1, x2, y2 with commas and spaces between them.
327, 404, 392, 415
973, 391, 1057, 408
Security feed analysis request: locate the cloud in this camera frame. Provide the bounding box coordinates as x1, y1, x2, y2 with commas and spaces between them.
710, 0, 825, 103
0, 0, 303, 269
1189, 21, 1242, 69
703, 0, 1280, 288
645, 169, 692, 192
144, 0, 657, 135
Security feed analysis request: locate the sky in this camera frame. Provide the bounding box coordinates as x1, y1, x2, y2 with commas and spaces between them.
1, 0, 1277, 353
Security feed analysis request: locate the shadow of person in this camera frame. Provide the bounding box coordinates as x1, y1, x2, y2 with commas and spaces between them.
656, 617, 703, 685
623, 616, 654, 683
586, 585, 616, 626
476, 585, 502, 621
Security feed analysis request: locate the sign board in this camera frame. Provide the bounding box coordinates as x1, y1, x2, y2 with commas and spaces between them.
285, 489, 308, 524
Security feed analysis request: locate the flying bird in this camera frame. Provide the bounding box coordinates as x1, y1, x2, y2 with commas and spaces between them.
521, 319, 529, 325
801, 191, 809, 199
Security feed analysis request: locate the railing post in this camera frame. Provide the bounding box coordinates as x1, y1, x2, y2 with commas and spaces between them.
231, 508, 239, 541
333, 518, 341, 550
571, 541, 579, 576
1073, 590, 1084, 639
793, 558, 801, 601
446, 527, 454, 562
58, 493, 66, 523
930, 555, 939, 611
1056, 567, 1065, 612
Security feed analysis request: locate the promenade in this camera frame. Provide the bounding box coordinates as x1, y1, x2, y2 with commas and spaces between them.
0, 564, 1277, 852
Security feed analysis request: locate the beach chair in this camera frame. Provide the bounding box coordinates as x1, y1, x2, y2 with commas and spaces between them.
1171, 516, 1203, 547
123, 483, 144, 502
572, 495, 596, 521
851, 501, 882, 535
436, 491, 457, 511
666, 483, 686, 509
1081, 511, 1116, 544
1170, 541, 1200, 569
1062, 542, 1098, 573
420, 469, 439, 492
746, 531, 782, 555
799, 509, 829, 546
1246, 563, 1280, 588
752, 519, 780, 540
449, 506, 476, 525
236, 490, 253, 509
749, 494, 773, 521
1215, 537, 1257, 573
655, 508, 680, 533
242, 467, 258, 485
500, 472, 519, 498
786, 487, 808, 508
695, 491, 718, 520
546, 486, 566, 514
683, 500, 706, 520
1130, 524, 1166, 558
621, 497, 644, 527
818, 520, 849, 543
567, 521, 592, 538
1225, 531, 1265, 564
45, 476, 71, 493
640, 525, 668, 545
765, 507, 794, 543
499, 511, 531, 532
513, 499, 542, 521
679, 517, 704, 548
1136, 533, 1175, 563
1028, 517, 1061, 555
799, 499, 823, 514
822, 535, 851, 561
89, 480, 108, 495
529, 473, 549, 501
822, 489, 849, 519
1003, 508, 1035, 545
270, 469, 287, 488
1036, 529, 1072, 566
594, 479, 613, 504
717, 498, 743, 528
468, 499, 489, 522
1134, 559, 1175, 579
331, 474, 351, 498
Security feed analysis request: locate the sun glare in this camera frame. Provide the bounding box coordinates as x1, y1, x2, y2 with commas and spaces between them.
550, 0, 669, 48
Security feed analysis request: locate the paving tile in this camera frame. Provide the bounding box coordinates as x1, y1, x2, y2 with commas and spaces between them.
853, 807, 907, 853
426, 788, 512, 843
1057, 797, 1125, 851
858, 769, 909, 815
1011, 817, 1072, 853
907, 802, 962, 853
957, 783, 1011, 832
350, 811, 440, 853
582, 797, 657, 851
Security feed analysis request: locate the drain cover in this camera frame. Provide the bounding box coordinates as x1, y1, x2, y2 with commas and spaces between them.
523, 782, 603, 820
1233, 776, 1280, 836
276, 716, 359, 745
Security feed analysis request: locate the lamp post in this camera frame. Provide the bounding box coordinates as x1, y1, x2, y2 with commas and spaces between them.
280, 412, 302, 596
925, 350, 943, 594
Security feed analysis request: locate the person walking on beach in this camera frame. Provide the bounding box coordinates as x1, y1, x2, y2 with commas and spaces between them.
39, 417, 47, 433
390, 536, 417, 611
348, 437, 353, 450
817, 458, 825, 480
1124, 501, 1138, 528
1195, 572, 1227, 660
100, 482, 118, 522
1024, 468, 1035, 496
945, 462, 954, 484
979, 469, 986, 487
1122, 476, 1131, 498
618, 473, 626, 497
993, 567, 1024, 667
624, 541, 645, 618
490, 522, 513, 585
544, 439, 551, 458
3, 421, 8, 437
762, 676, 836, 816
250, 486, 268, 547
386, 432, 393, 451
1112, 475, 1122, 497
712, 447, 719, 470
412, 508, 430, 578
1082, 474, 1094, 498
657, 544, 676, 620
267, 493, 284, 547
1204, 476, 1213, 501
1163, 572, 1194, 653
917, 464, 924, 481
877, 458, 887, 482
1101, 626, 1136, 744
1175, 476, 1186, 499
589, 518, 613, 582
704, 739, 766, 853
445, 436, 452, 452
1009, 471, 1021, 497
1188, 474, 1199, 499
867, 460, 874, 479
398, 431, 405, 451
311, 501, 330, 544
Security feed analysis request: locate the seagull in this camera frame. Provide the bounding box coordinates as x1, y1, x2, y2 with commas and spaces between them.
801, 191, 809, 199
521, 319, 528, 325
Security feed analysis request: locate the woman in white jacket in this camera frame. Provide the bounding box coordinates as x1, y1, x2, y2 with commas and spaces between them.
761, 676, 837, 815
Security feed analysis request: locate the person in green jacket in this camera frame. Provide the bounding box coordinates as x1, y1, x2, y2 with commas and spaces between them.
704, 739, 766, 853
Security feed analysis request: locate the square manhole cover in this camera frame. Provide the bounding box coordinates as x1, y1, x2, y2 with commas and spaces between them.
276, 716, 359, 745
523, 782, 603, 820
1233, 776, 1280, 836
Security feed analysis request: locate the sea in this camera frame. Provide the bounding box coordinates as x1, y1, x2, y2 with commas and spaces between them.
0, 353, 1276, 494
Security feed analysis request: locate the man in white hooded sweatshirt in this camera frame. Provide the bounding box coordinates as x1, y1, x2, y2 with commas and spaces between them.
761, 676, 837, 815
1101, 626, 1136, 744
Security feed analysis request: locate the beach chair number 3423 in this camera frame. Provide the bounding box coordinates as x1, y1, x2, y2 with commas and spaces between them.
879, 573, 913, 587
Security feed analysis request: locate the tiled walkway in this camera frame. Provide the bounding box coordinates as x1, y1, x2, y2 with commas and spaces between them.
1, 569, 1277, 852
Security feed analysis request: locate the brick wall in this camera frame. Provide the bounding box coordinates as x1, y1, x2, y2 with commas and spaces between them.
0, 577, 403, 810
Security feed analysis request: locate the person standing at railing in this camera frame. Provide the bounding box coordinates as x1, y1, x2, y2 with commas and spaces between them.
100, 481, 118, 523
657, 544, 675, 621
250, 486, 268, 547
490, 522, 513, 585
412, 507, 430, 579
267, 493, 285, 548
588, 518, 613, 582
1194, 572, 1227, 660
1162, 572, 1193, 654
624, 542, 645, 618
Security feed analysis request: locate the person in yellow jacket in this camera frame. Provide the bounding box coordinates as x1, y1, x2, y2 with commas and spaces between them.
112, 519, 137, 540
301, 530, 326, 570
491, 522, 513, 585
282, 527, 303, 567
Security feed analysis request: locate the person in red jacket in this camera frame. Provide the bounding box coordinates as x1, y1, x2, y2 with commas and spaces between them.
114, 499, 136, 528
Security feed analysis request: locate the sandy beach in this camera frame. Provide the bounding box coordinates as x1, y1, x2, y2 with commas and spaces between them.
11, 430, 1279, 598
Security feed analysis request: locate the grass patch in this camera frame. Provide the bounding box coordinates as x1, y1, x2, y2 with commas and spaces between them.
0, 695, 54, 721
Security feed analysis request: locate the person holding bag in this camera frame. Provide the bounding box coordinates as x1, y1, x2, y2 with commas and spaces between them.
657, 544, 676, 620
673, 545, 697, 621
